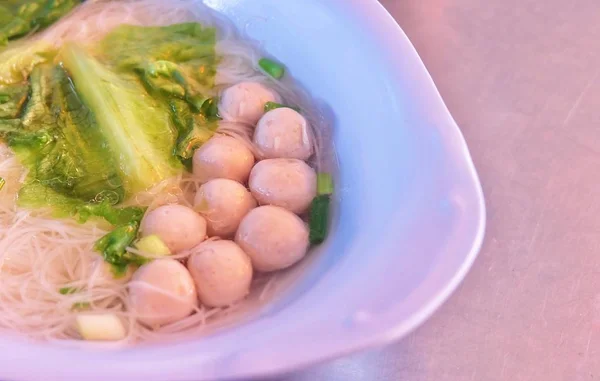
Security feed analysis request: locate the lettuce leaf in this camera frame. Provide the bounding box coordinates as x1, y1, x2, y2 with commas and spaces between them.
0, 22, 219, 270
96, 23, 221, 162
20, 181, 147, 274
94, 221, 148, 275
1, 22, 219, 203
0, 0, 82, 45
18, 182, 143, 226
1, 64, 124, 203
0, 40, 56, 85
60, 44, 181, 194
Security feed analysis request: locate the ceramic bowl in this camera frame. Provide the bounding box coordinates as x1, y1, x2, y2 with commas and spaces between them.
0, 1, 485, 380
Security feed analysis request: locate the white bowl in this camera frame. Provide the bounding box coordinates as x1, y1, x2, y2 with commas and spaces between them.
0, 1, 485, 380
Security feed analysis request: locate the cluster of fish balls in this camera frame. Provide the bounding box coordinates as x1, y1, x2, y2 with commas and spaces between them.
128, 81, 316, 327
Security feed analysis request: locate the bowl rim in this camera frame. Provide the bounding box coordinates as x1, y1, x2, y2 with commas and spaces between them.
231, 0, 488, 376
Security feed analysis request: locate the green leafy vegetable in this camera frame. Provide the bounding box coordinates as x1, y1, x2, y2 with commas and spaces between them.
72, 301, 90, 310
259, 57, 285, 79
264, 101, 300, 113
2, 64, 126, 203
0, 40, 56, 85
59, 286, 79, 295
0, 23, 220, 269
1, 22, 219, 207
0, 0, 82, 46
94, 222, 139, 266
200, 96, 220, 119
94, 218, 151, 273
20, 181, 147, 271
169, 98, 218, 170
0, 84, 28, 119
309, 194, 330, 244
60, 44, 181, 194
94, 23, 221, 164
18, 182, 145, 225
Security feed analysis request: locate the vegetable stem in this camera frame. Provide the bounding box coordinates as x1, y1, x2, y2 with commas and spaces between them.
264, 101, 300, 113
0, 177, 5, 191
309, 195, 330, 244
316, 173, 334, 196
135, 235, 171, 256
72, 302, 91, 310
259, 58, 285, 79
59, 287, 79, 295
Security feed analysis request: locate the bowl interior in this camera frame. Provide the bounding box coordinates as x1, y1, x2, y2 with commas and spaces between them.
0, 1, 485, 381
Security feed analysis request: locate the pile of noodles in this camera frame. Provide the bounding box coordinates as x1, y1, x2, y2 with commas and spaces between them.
0, 0, 333, 344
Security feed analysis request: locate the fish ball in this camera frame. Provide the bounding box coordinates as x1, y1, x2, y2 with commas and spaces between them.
192, 135, 254, 183
129, 259, 198, 327
235, 206, 309, 272
254, 108, 313, 160
195, 179, 257, 238
249, 159, 316, 214
219, 81, 281, 124
140, 204, 206, 253
187, 240, 253, 307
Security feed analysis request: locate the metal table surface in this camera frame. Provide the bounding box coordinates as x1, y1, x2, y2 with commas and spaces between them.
288, 0, 600, 380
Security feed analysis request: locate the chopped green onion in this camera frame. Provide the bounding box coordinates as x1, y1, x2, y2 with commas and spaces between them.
111, 264, 130, 278
259, 58, 285, 79
76, 313, 126, 341
0, 177, 5, 191
72, 302, 91, 310
135, 234, 171, 257
316, 173, 334, 196
309, 195, 330, 244
264, 101, 300, 113
59, 287, 79, 295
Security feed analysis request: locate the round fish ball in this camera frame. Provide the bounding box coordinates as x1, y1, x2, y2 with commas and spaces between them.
194, 179, 257, 237
219, 81, 281, 124
129, 259, 198, 327
254, 108, 313, 160
193, 135, 254, 184
249, 159, 316, 214
235, 206, 309, 272
187, 240, 253, 307
140, 204, 206, 254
